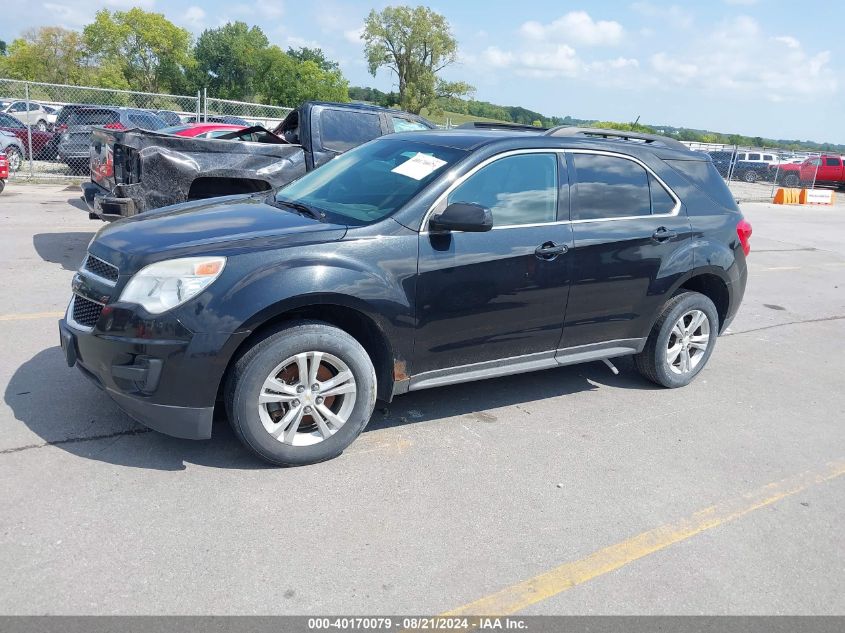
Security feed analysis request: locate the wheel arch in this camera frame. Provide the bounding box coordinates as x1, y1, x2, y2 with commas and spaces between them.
218, 295, 400, 404
673, 270, 731, 333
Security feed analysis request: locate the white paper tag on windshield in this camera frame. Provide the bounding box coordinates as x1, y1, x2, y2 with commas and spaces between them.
391, 152, 447, 180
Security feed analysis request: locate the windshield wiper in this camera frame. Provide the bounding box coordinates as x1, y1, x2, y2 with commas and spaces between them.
272, 198, 325, 221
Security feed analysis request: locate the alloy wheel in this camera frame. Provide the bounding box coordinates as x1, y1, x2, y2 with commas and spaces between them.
666, 309, 710, 375
257, 351, 357, 446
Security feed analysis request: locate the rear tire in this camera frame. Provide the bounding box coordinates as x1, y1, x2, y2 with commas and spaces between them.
225, 321, 377, 466
783, 173, 800, 188
743, 170, 758, 183
0, 180, 5, 194
634, 292, 719, 388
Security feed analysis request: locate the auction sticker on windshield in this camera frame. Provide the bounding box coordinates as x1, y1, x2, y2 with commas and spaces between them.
391, 152, 447, 180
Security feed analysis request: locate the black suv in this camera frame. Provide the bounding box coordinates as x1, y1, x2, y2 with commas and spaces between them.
59, 127, 751, 465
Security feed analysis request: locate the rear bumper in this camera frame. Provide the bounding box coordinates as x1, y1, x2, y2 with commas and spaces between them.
81, 181, 136, 221
59, 315, 217, 440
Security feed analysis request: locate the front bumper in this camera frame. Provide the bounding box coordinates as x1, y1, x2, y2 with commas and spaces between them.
59, 314, 217, 440
81, 181, 136, 221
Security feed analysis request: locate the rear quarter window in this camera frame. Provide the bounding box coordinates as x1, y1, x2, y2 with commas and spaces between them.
69, 110, 119, 126
666, 159, 738, 211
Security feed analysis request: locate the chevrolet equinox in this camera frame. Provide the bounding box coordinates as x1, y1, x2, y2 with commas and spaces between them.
60, 127, 751, 465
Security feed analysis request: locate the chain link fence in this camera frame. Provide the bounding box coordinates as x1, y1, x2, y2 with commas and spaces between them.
203, 93, 293, 130
1, 78, 202, 181
1, 76, 837, 201
681, 140, 827, 203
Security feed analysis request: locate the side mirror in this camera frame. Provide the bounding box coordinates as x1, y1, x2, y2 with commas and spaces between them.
429, 202, 493, 233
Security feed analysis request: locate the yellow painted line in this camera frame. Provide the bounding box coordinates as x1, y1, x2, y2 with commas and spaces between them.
443, 459, 845, 616
0, 311, 64, 322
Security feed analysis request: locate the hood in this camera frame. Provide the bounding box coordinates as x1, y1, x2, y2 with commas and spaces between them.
90, 194, 347, 273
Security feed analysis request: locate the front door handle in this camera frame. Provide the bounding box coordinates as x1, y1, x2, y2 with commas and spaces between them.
652, 227, 677, 242
535, 241, 568, 260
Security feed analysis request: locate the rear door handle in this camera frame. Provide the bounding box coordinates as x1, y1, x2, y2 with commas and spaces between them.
652, 227, 677, 242
535, 241, 568, 260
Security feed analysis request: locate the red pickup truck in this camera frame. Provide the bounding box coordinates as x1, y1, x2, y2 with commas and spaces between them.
772, 154, 845, 188
799, 154, 845, 187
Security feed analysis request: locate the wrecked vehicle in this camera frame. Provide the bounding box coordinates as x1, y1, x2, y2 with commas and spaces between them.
81, 101, 433, 221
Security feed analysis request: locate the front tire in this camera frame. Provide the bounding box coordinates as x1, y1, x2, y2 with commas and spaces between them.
226, 321, 377, 466
634, 292, 719, 388
5, 147, 23, 172
36, 120, 48, 132
743, 170, 758, 183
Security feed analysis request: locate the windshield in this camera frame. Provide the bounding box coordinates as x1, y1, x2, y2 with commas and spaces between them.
275, 139, 466, 225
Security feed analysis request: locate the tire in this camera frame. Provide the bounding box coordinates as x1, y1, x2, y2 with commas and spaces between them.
4, 147, 23, 172
743, 170, 758, 183
36, 120, 47, 132
0, 180, 5, 194
634, 292, 719, 388
783, 173, 800, 188
225, 321, 377, 466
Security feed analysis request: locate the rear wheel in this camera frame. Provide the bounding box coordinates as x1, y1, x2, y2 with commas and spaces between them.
743, 169, 758, 183
782, 173, 800, 188
35, 120, 47, 132
226, 321, 377, 466
634, 292, 718, 388
0, 180, 5, 194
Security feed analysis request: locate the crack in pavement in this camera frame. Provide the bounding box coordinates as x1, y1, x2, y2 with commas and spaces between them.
725, 314, 845, 337
0, 427, 152, 455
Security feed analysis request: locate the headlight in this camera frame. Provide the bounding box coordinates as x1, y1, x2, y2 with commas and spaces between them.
119, 256, 226, 314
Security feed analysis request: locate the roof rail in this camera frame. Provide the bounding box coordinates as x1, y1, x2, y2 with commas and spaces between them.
544, 126, 689, 152
456, 121, 548, 132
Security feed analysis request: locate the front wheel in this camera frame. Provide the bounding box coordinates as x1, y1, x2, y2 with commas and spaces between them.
743, 170, 758, 183
5, 147, 23, 172
226, 321, 377, 466
634, 292, 719, 388
36, 120, 48, 132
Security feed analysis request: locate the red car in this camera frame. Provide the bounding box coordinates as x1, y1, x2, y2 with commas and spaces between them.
0, 111, 54, 159
160, 123, 246, 138
0, 153, 8, 193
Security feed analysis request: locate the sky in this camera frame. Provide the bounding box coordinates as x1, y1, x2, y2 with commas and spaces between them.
3, 0, 844, 143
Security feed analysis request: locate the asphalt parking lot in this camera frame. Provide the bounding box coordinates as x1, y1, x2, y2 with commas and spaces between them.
0, 183, 843, 615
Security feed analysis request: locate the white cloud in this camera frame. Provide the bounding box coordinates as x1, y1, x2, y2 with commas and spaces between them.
343, 26, 364, 45
631, 2, 693, 29
774, 35, 800, 49
256, 0, 283, 19
181, 6, 206, 30
519, 11, 624, 46
647, 16, 837, 99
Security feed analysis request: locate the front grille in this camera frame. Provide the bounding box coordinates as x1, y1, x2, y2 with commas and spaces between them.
72, 295, 104, 328
83, 254, 119, 283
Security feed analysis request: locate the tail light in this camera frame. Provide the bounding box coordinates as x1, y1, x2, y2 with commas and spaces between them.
104, 122, 125, 130
737, 219, 752, 256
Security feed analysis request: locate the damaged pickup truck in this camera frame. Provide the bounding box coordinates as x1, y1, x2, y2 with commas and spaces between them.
81, 101, 433, 220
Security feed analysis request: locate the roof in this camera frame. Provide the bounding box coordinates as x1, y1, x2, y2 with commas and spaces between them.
385, 128, 703, 160
306, 101, 434, 127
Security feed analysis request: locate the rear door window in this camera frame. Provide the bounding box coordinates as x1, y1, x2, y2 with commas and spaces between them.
571, 154, 652, 220
747, 153, 761, 161
824, 157, 841, 166
319, 109, 382, 152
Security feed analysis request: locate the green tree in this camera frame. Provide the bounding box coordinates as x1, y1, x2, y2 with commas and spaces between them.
286, 47, 339, 72
362, 5, 473, 114
0, 27, 91, 84
83, 8, 192, 93
191, 22, 269, 100
257, 47, 349, 107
